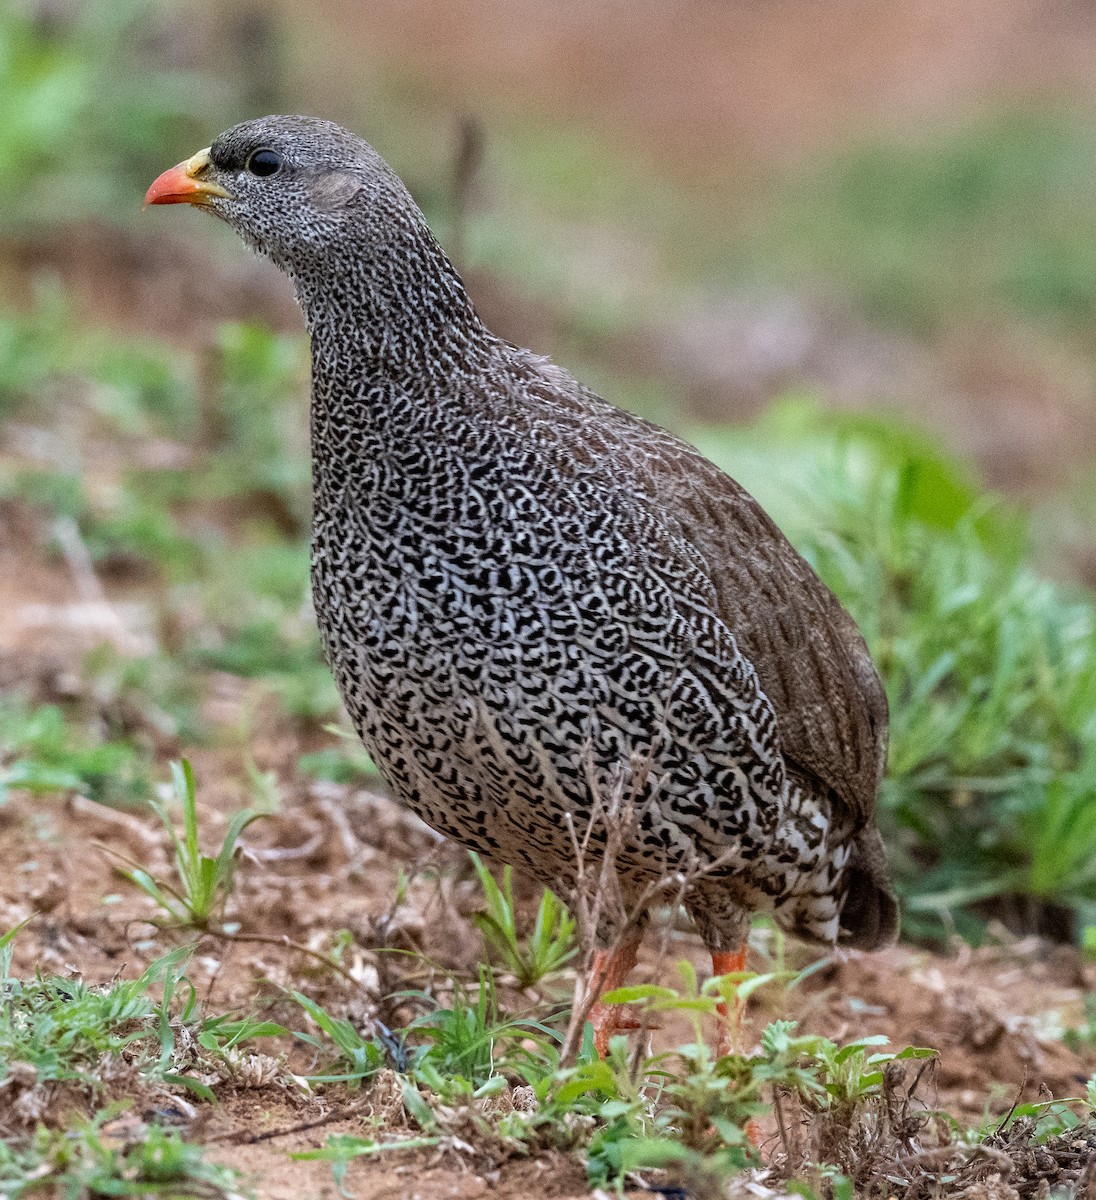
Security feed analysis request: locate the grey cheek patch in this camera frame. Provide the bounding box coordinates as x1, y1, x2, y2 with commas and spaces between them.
311, 172, 364, 212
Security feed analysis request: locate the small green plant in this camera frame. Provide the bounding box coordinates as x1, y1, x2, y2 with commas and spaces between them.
0, 694, 149, 807
115, 760, 268, 931
290, 990, 390, 1087
603, 957, 792, 1051
468, 853, 577, 990
758, 1019, 935, 1112
0, 941, 264, 1112
542, 964, 935, 1192
560, 1034, 761, 1190
291, 1133, 441, 1196
985, 1085, 1096, 1143
407, 967, 558, 1088
0, 1113, 249, 1199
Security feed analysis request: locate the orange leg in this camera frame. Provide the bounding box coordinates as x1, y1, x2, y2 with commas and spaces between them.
711, 943, 761, 1149
586, 934, 643, 1057
711, 943, 749, 1058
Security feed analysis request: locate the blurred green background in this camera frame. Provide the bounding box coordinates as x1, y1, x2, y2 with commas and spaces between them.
5, 0, 1096, 946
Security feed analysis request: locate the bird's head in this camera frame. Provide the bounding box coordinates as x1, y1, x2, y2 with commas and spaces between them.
147, 114, 485, 359
145, 115, 407, 278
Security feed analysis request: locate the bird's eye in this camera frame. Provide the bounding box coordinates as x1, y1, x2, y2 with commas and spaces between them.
246, 148, 283, 178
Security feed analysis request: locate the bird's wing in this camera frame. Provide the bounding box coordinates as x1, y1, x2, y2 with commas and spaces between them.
515, 353, 888, 830
642, 441, 889, 829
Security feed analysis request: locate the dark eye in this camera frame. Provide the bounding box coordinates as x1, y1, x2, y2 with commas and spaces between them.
246, 148, 283, 178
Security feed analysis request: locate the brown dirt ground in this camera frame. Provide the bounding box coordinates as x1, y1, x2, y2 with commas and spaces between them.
4, 760, 1096, 1198
284, 0, 1096, 181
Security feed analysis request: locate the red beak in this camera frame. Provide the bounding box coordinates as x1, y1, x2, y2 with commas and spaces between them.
145, 149, 231, 207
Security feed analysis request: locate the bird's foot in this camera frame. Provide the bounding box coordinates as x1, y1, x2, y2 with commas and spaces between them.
581, 937, 645, 1058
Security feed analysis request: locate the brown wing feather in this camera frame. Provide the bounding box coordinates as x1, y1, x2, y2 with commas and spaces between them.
655, 448, 888, 828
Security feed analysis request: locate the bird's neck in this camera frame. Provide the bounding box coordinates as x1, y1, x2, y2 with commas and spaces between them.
297, 232, 494, 397
298, 230, 505, 518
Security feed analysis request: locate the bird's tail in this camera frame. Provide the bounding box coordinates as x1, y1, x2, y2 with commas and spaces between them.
769, 815, 899, 951
836, 826, 899, 950
766, 770, 899, 951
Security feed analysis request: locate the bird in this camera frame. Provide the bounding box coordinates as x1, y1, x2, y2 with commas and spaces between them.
146, 116, 898, 1055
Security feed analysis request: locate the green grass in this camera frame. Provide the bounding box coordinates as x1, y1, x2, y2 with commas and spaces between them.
115, 760, 270, 933
0, 0, 238, 233
0, 937, 283, 1113
737, 107, 1096, 337
0, 1117, 249, 1200
0, 693, 150, 808
283, 946, 937, 1196
0, 928, 280, 1196
406, 968, 557, 1088
468, 853, 576, 991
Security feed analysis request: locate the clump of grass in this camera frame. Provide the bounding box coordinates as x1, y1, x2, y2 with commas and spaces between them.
0, 932, 285, 1126
291, 967, 558, 1093
0, 1115, 249, 1200
468, 853, 576, 991
406, 968, 558, 1088
115, 760, 268, 933
0, 693, 150, 808
543, 961, 933, 1191
110, 763, 375, 994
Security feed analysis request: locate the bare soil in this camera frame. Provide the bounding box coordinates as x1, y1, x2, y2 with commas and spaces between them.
285, 0, 1096, 181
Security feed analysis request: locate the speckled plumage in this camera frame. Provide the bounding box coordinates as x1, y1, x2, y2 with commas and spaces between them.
175, 115, 898, 954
